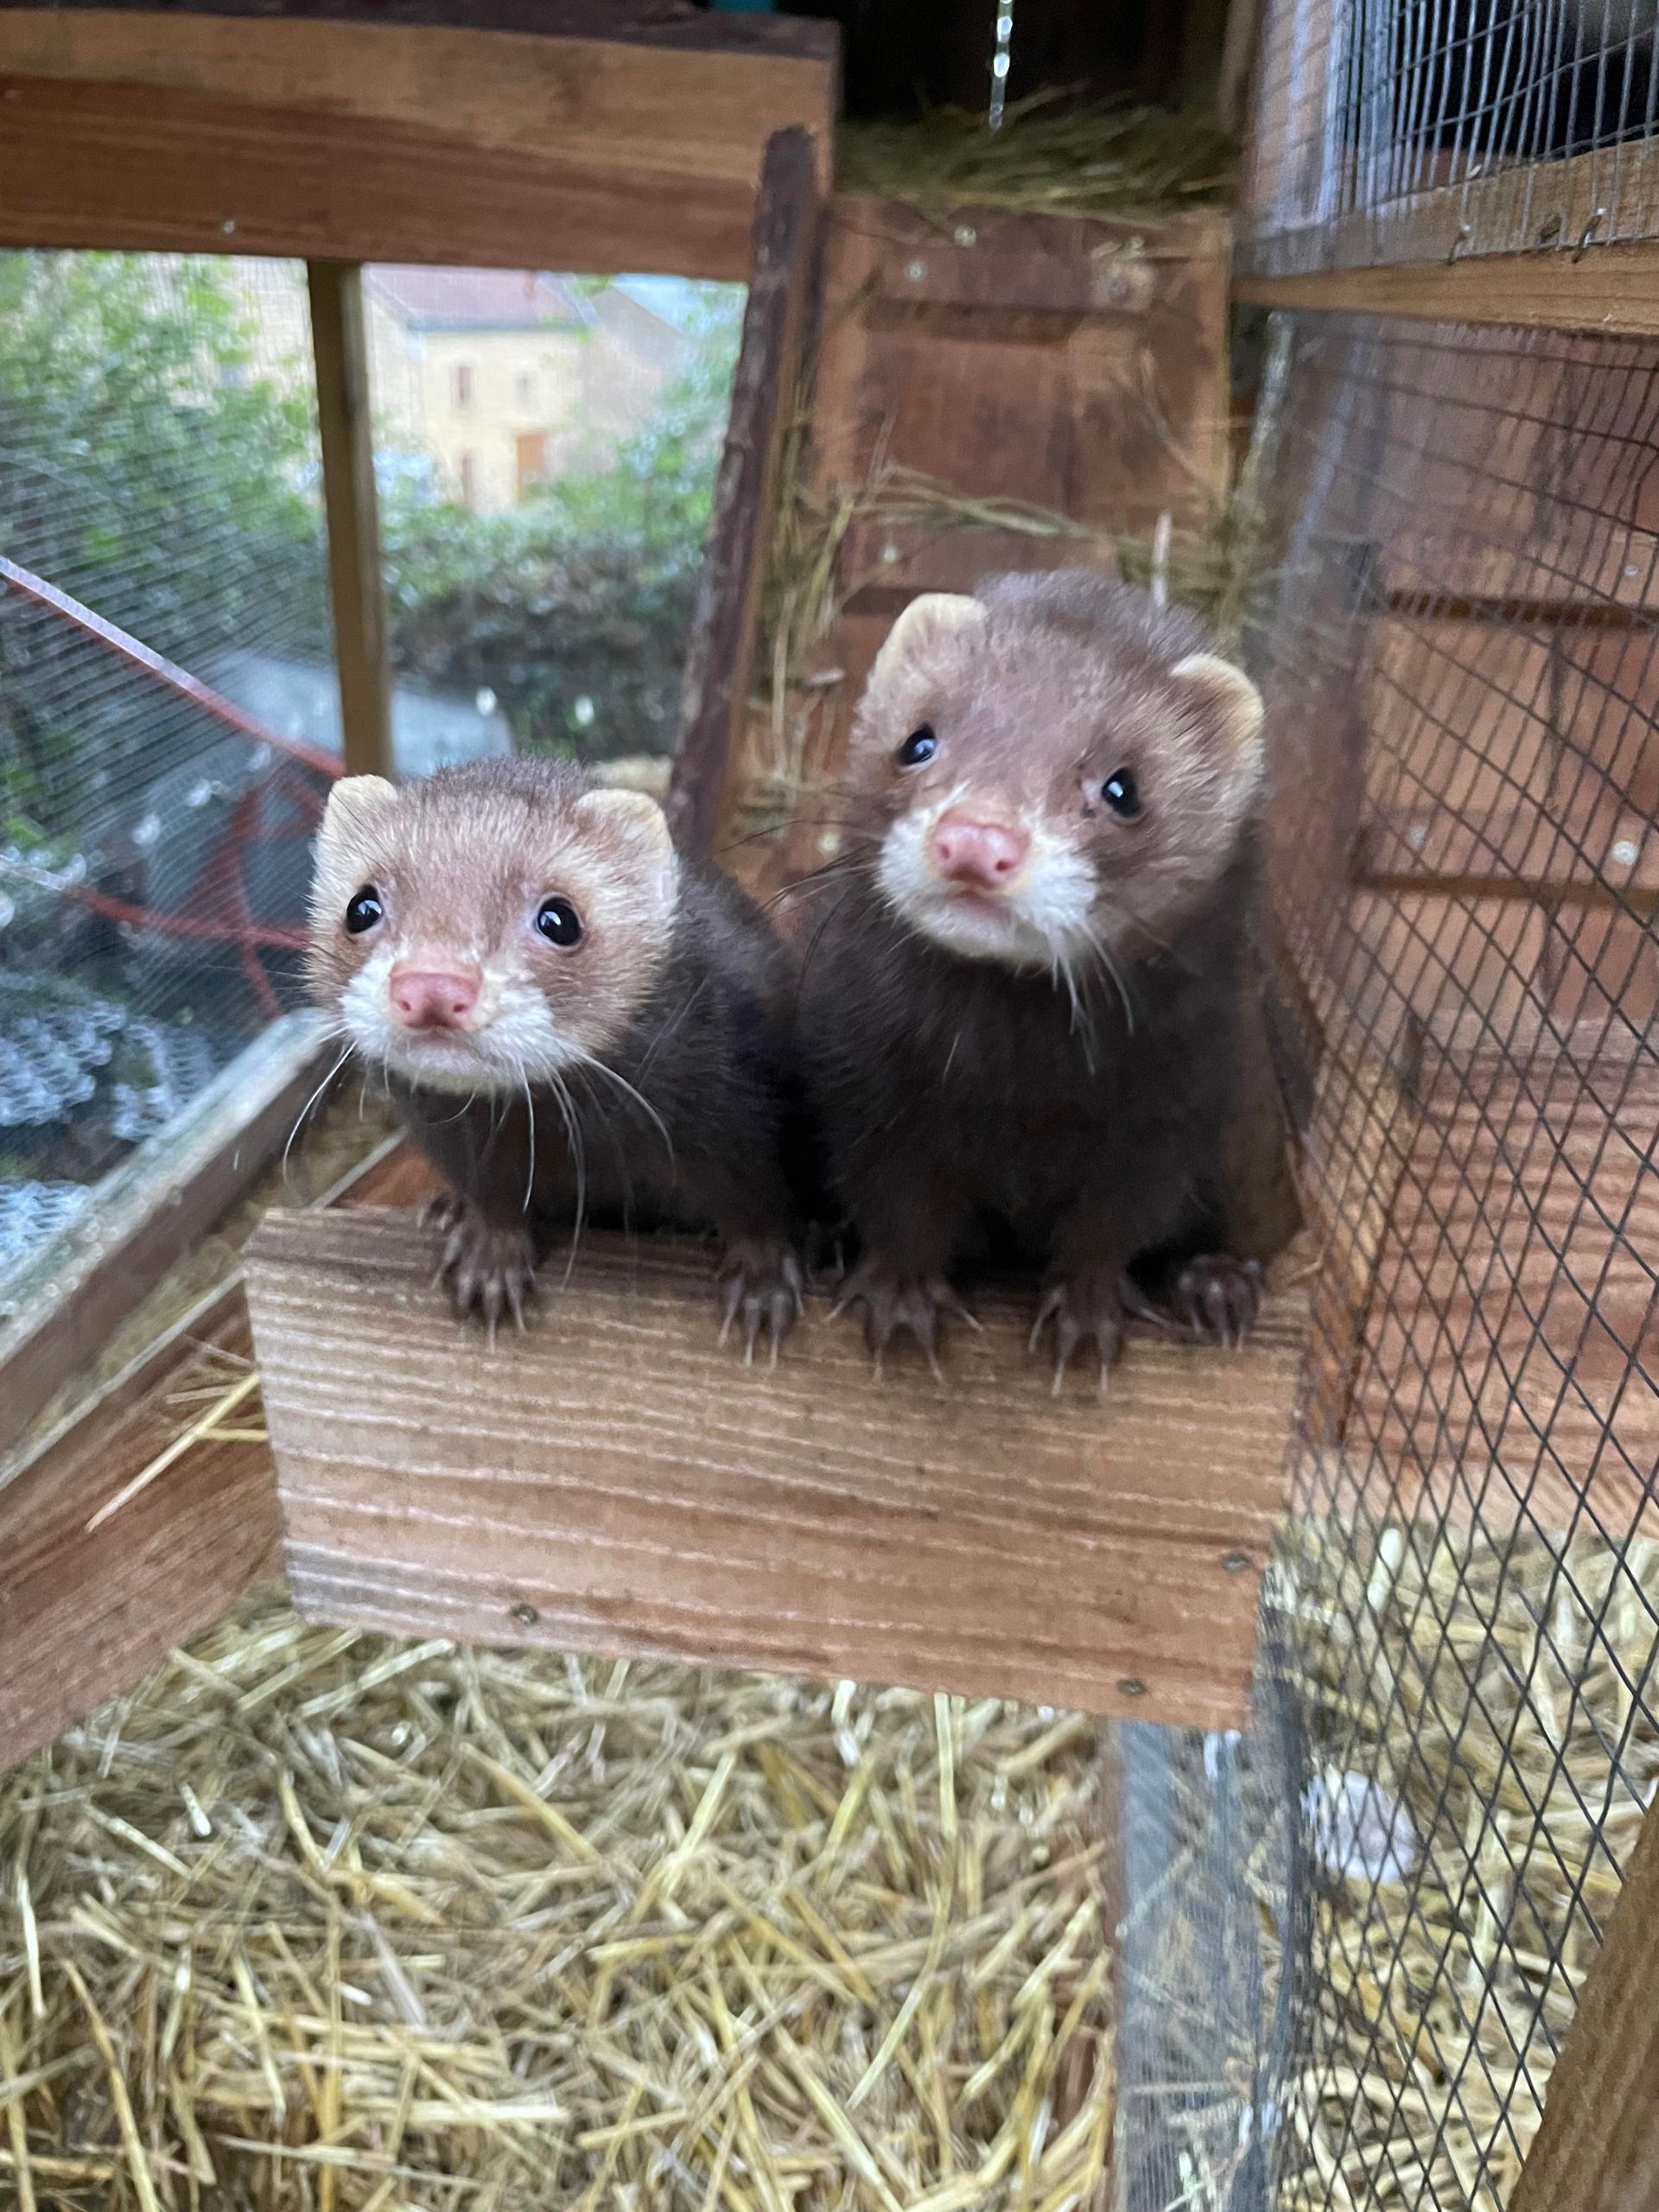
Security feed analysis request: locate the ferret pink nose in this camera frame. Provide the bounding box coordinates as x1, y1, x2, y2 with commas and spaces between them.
388, 966, 480, 1031
929, 810, 1030, 888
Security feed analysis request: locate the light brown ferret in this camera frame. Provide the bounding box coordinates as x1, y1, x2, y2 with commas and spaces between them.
308, 757, 803, 1352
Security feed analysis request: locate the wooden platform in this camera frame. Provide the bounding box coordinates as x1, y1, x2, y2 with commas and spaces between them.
245, 1209, 1307, 1730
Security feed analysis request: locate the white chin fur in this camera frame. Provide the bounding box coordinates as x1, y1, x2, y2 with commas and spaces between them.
876, 808, 1098, 970
339, 945, 579, 1092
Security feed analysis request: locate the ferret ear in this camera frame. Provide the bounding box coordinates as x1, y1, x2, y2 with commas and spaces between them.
1171, 653, 1265, 776
321, 774, 397, 846
870, 592, 988, 684
576, 785, 674, 858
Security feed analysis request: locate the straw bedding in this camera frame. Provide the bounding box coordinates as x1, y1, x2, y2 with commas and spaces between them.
1, 1592, 1111, 2210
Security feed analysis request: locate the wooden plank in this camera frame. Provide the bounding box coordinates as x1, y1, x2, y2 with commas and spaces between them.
0, 6, 836, 190
0, 1283, 278, 1773
0, 1137, 434, 1775
0, 76, 786, 280
0, 0, 838, 58
308, 262, 394, 782
667, 126, 818, 859
247, 1209, 1306, 1730
1510, 1792, 1659, 2212
1236, 243, 1659, 338
0, 1012, 335, 1462
836, 518, 1119, 613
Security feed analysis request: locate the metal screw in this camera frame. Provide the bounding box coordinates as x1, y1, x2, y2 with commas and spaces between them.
1407, 822, 1427, 850
1573, 209, 1606, 262
1612, 839, 1640, 868
1447, 221, 1472, 264
880, 541, 900, 564
1222, 1549, 1251, 1573
953, 224, 977, 248
905, 258, 927, 283
510, 1601, 539, 1627
1116, 1676, 1147, 1700
221, 219, 237, 235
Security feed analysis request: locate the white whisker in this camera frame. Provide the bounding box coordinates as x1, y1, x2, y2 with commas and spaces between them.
284, 1039, 353, 1198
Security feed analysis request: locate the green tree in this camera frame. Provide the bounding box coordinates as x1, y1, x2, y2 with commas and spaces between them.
381, 289, 740, 760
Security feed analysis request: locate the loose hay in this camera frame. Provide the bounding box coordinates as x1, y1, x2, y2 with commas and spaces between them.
839, 99, 1235, 220
1275, 1515, 1659, 2211
1, 1591, 1111, 2209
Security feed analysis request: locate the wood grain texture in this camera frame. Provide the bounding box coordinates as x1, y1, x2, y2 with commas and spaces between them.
246, 1208, 1306, 1729
0, 1012, 334, 1461
0, 6, 836, 187
0, 1, 839, 60
0, 1281, 278, 1772
0, 1139, 429, 1775
1510, 1793, 1659, 2212
0, 75, 786, 279
308, 263, 394, 782
1236, 246, 1659, 338
668, 127, 817, 857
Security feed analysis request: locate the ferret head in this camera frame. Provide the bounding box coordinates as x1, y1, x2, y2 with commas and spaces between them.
307, 760, 678, 1092
843, 574, 1264, 971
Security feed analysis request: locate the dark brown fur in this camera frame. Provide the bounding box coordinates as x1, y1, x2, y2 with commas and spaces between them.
798, 572, 1267, 1381
308, 757, 803, 1348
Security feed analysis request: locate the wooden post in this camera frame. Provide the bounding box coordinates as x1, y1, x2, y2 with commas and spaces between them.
308, 260, 395, 780
1509, 1793, 1659, 2211
667, 126, 819, 860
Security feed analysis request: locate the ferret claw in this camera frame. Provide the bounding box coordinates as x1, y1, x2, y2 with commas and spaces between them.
1172, 1255, 1264, 1350
427, 1200, 538, 1336
1030, 1270, 1128, 1395
717, 1239, 804, 1363
831, 1259, 972, 1379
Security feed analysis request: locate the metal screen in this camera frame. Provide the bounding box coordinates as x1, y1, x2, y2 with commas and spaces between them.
0, 251, 336, 1279
1241, 0, 1659, 274
1116, 313, 1659, 2210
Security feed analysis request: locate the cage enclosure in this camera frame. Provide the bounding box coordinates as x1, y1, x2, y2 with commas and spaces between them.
3, 0, 1659, 2207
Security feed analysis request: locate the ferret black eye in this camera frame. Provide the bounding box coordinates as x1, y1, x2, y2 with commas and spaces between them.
536, 895, 584, 949
1102, 770, 1141, 820
344, 886, 382, 935
896, 725, 938, 767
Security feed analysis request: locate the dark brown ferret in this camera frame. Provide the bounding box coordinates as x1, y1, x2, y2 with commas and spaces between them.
308, 758, 802, 1353
798, 571, 1268, 1387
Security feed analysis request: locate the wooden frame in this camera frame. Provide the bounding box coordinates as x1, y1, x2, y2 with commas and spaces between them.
1236, 240, 1659, 337
0, 5, 836, 277
669, 125, 819, 857
0, 1013, 337, 1464
308, 261, 394, 779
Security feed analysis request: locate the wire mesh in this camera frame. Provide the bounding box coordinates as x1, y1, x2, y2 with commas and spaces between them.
1240, 0, 1659, 274
0, 251, 337, 1281
1116, 313, 1659, 2212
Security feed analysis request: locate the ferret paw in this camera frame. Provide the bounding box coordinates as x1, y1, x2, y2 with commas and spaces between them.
420, 1190, 467, 1235
830, 1258, 978, 1382
431, 1205, 537, 1343
1169, 1255, 1264, 1349
1030, 1268, 1130, 1395
717, 1237, 805, 1366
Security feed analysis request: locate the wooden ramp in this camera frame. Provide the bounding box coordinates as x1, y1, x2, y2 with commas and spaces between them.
246, 1209, 1306, 1730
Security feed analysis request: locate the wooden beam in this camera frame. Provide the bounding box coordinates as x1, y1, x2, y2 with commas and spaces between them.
308, 262, 394, 781
668, 126, 819, 858
0, 1137, 428, 1775
0, 74, 787, 279
1510, 1792, 1659, 2212
1236, 241, 1659, 339
0, 7, 836, 192
0, 1012, 335, 1462
245, 1208, 1306, 1730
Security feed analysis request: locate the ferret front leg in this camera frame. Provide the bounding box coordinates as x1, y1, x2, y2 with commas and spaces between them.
677, 1153, 804, 1364
398, 1087, 542, 1338
1034, 1177, 1147, 1395
830, 1158, 979, 1381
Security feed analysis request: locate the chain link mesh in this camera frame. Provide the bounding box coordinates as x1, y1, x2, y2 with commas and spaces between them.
1241, 0, 1659, 273
1115, 312, 1659, 2211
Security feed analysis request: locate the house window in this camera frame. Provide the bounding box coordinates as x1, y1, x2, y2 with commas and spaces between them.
515, 431, 548, 499
515, 370, 536, 409
453, 363, 474, 410
459, 453, 478, 509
